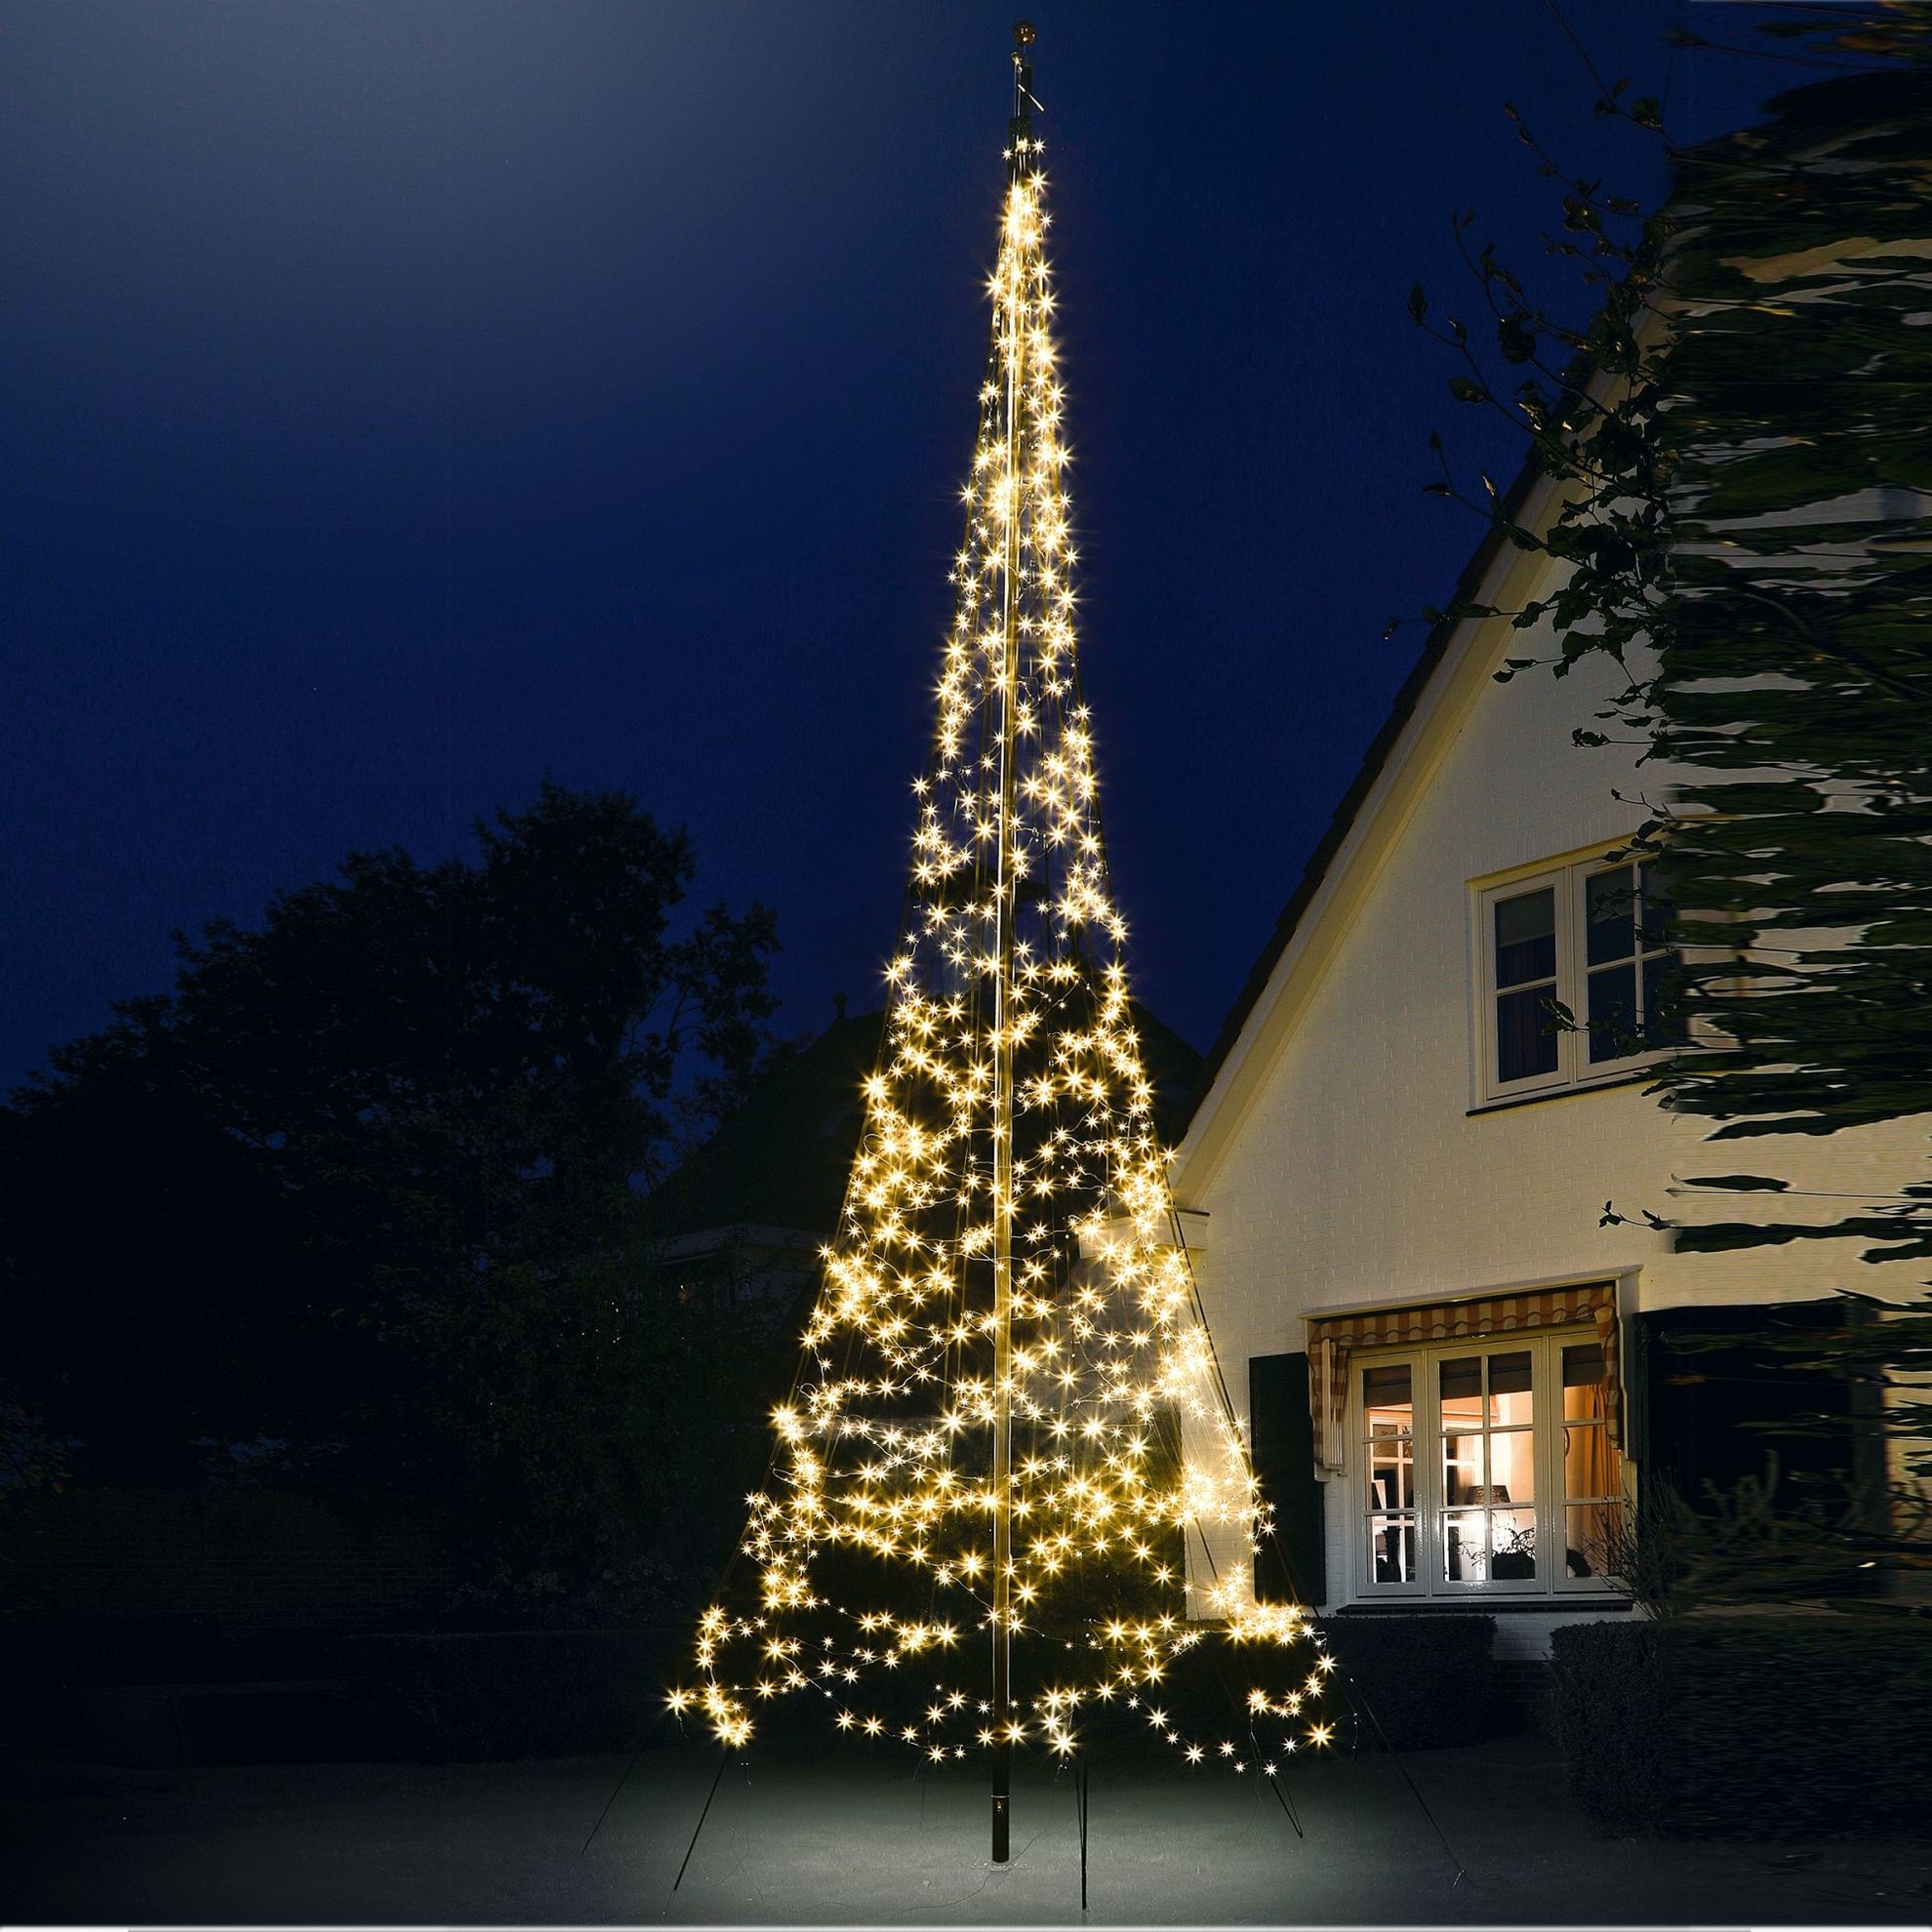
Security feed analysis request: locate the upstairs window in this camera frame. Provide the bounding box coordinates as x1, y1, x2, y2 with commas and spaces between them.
1475, 854, 1682, 1106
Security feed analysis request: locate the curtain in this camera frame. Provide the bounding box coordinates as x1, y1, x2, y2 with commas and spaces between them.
1566, 1377, 1618, 1499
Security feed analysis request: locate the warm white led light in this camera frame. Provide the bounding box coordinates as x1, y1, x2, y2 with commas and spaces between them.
676, 121, 1331, 1783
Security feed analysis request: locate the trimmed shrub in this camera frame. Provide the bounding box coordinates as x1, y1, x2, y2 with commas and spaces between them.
1548, 1621, 1673, 1833
336, 1629, 684, 1760
1315, 1614, 1496, 1750
1550, 1615, 1932, 1839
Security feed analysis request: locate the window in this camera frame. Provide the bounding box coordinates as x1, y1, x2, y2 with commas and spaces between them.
1475, 853, 1682, 1105
1355, 1330, 1624, 1599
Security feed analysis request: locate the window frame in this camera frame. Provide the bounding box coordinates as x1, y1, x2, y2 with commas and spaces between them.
1471, 848, 1677, 1108
1349, 1327, 1629, 1605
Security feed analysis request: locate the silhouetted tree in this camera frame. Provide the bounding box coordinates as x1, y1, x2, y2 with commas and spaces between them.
0, 782, 779, 1571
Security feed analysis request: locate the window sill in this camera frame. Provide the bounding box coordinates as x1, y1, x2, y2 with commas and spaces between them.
1335, 1597, 1632, 1615
1467, 1070, 1656, 1118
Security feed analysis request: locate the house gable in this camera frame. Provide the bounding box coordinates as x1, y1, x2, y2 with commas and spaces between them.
1170, 448, 1927, 1620
1177, 454, 1578, 1196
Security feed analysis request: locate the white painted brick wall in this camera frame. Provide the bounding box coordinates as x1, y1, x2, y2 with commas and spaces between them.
1177, 607, 1927, 1648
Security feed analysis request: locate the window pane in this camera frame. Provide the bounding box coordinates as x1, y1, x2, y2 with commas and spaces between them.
1368, 1516, 1416, 1585
1488, 1349, 1532, 1424
1486, 1429, 1536, 1506
1364, 1363, 1412, 1404
1586, 866, 1635, 966
1438, 1355, 1482, 1414
1488, 1509, 1538, 1581
1564, 1425, 1620, 1506
1489, 1351, 1532, 1393
1561, 1341, 1605, 1388
1565, 1503, 1621, 1581
1441, 1430, 1484, 1505
1442, 1350, 1533, 1426
1364, 1364, 1412, 1433
1494, 888, 1556, 987
1441, 1508, 1539, 1584
1637, 863, 1675, 947
1442, 1508, 1483, 1583
1369, 1443, 1415, 1511
1562, 1342, 1608, 1421
1586, 961, 1637, 1063
1365, 1364, 1414, 1523
1642, 952, 1688, 1048
1496, 986, 1560, 1083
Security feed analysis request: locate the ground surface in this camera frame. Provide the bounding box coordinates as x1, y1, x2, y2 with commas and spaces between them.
3, 1734, 1928, 1925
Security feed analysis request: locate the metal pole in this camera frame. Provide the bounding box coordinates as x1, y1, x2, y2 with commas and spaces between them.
988, 19, 1036, 1870
1076, 1754, 1090, 1909
671, 1747, 732, 1891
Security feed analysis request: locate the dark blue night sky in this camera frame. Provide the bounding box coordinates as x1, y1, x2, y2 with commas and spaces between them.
1, 4, 1783, 1085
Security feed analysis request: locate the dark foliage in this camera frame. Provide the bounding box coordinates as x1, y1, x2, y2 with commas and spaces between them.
0, 783, 782, 1574
1551, 1615, 1932, 1838
1548, 1621, 1674, 1834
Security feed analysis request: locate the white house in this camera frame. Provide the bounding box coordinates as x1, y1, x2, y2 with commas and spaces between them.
1171, 450, 1924, 1678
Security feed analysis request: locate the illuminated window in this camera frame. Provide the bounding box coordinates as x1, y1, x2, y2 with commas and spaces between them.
1474, 854, 1681, 1105
1355, 1331, 1624, 1599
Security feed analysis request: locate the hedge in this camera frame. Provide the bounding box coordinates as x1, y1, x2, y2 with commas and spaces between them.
336, 1629, 686, 1760
1314, 1614, 1496, 1750
1550, 1615, 1932, 1839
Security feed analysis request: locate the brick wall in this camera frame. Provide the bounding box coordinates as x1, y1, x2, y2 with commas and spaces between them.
1489, 1656, 1555, 1736
2, 1487, 450, 1630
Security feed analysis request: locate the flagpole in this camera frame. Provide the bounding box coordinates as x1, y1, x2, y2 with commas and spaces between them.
989, 16, 1037, 1870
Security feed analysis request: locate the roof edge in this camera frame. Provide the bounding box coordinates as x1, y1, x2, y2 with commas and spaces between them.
1176, 436, 1551, 1144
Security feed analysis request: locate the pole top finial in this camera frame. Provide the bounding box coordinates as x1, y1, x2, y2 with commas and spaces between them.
1009, 20, 1038, 147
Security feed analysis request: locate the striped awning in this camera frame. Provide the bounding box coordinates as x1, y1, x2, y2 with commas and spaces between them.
1307, 1281, 1621, 1470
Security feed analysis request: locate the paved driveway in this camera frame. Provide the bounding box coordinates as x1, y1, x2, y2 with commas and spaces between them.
4, 1734, 1927, 1924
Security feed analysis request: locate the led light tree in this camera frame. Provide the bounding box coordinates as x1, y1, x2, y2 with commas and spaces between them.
675, 25, 1333, 1862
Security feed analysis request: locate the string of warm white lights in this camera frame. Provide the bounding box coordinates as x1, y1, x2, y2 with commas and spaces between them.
676, 75, 1334, 1788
